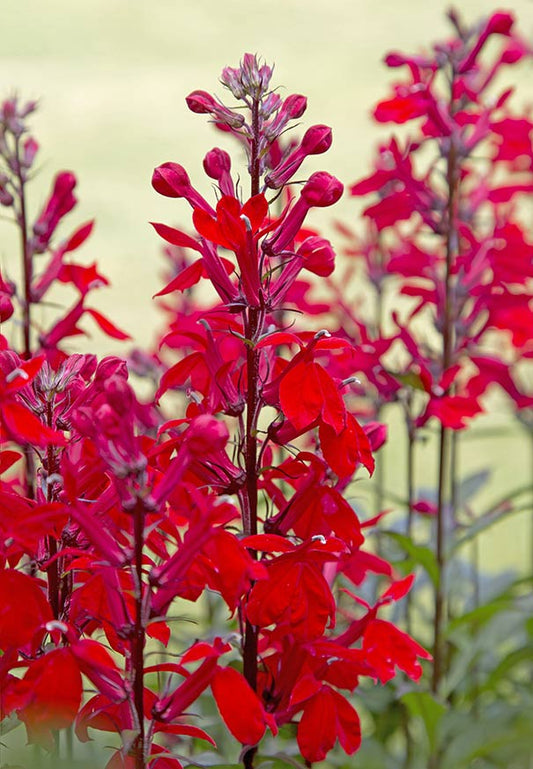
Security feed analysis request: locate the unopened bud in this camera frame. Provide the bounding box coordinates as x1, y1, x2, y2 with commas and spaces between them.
283, 94, 307, 119
152, 162, 191, 198
301, 125, 332, 155
301, 172, 344, 207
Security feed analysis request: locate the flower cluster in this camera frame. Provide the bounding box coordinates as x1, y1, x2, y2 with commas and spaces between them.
0, 57, 429, 769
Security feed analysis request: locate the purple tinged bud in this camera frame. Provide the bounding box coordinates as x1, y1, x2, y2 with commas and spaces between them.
22, 137, 39, 168
221, 54, 273, 100
186, 89, 245, 129
220, 66, 245, 99
19, 100, 38, 118
0, 188, 14, 207
186, 90, 217, 114
283, 94, 307, 119
260, 92, 282, 119
0, 293, 14, 322
105, 376, 135, 416
301, 125, 333, 155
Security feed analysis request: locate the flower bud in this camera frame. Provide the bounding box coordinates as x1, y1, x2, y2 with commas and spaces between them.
283, 94, 307, 119
203, 148, 231, 179
297, 236, 335, 276
0, 293, 14, 322
186, 90, 217, 114
105, 375, 135, 416
301, 172, 344, 207
301, 125, 333, 155
203, 148, 234, 197
22, 137, 39, 168
0, 188, 14, 207
185, 414, 229, 456
152, 162, 191, 198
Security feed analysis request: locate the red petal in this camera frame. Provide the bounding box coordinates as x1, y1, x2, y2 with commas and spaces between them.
150, 222, 202, 252
85, 308, 131, 340
211, 666, 268, 746
0, 449, 22, 473
16, 649, 82, 743
64, 220, 95, 252
154, 260, 204, 297
242, 193, 268, 230
0, 570, 53, 649
320, 413, 375, 478
2, 401, 66, 446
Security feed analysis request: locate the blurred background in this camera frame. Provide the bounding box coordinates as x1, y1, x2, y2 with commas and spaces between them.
1, 0, 531, 346
1, 0, 533, 575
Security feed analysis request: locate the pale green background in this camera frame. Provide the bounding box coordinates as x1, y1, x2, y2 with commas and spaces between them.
1, 0, 533, 573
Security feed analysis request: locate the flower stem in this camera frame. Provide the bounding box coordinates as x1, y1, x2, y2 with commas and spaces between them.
13, 134, 36, 499
242, 93, 262, 769
430, 129, 458, 769
13, 134, 32, 360
132, 498, 146, 769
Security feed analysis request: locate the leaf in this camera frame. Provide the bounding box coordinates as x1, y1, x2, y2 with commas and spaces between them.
401, 690, 446, 753
446, 598, 512, 634
456, 469, 491, 507
480, 645, 533, 693
382, 531, 439, 587
385, 369, 428, 391
452, 502, 532, 552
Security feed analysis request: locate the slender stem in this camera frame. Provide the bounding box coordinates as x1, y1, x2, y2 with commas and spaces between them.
432, 133, 458, 699
404, 410, 415, 635
13, 134, 37, 500
13, 134, 32, 360
45, 400, 61, 618
242, 93, 262, 769
132, 499, 146, 769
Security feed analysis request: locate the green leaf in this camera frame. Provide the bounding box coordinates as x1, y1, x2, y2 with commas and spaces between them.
401, 691, 447, 753
456, 469, 491, 507
385, 369, 428, 391
452, 502, 533, 552
481, 645, 533, 693
446, 598, 512, 634
382, 531, 439, 586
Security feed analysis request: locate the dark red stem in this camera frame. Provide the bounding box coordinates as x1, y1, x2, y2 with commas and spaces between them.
132, 499, 146, 769
242, 94, 261, 769
13, 134, 32, 360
